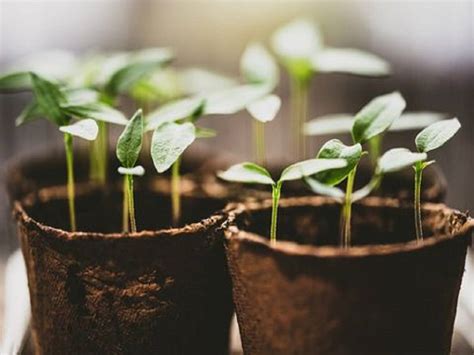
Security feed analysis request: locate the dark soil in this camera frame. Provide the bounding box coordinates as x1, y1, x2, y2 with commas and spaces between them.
225, 197, 473, 355
15, 186, 233, 355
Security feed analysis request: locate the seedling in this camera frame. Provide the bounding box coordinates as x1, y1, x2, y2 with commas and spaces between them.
240, 42, 281, 165
271, 18, 390, 157
304, 111, 446, 165
304, 92, 408, 247
218, 159, 347, 242
412, 118, 461, 240
147, 77, 281, 226
116, 110, 145, 233
14, 73, 111, 231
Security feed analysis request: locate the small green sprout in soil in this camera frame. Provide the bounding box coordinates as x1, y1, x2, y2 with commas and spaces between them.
116, 109, 145, 233
305, 92, 415, 247
270, 18, 390, 158
413, 118, 461, 240
218, 159, 346, 242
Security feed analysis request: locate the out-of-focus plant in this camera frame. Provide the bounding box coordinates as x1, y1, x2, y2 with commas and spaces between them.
304, 111, 446, 166
271, 18, 390, 158
218, 159, 346, 243
116, 110, 145, 233
240, 42, 281, 165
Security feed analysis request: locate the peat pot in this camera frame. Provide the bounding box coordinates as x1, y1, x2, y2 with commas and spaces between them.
224, 196, 473, 355
14, 184, 233, 355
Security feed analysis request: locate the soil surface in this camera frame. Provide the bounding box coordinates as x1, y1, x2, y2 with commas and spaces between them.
15, 185, 233, 355
225, 197, 472, 355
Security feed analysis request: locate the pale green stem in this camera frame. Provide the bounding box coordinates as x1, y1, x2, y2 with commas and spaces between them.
290, 77, 309, 159
127, 174, 137, 233
89, 121, 108, 185
64, 133, 77, 232
414, 163, 424, 241
368, 135, 381, 167
270, 181, 282, 244
122, 176, 129, 233
341, 167, 357, 248
253, 120, 266, 166
171, 157, 181, 226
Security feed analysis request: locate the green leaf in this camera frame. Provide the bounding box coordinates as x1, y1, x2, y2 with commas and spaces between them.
352, 175, 382, 202
62, 103, 128, 125
279, 158, 347, 182
217, 162, 274, 185
118, 165, 145, 176
195, 126, 217, 138
180, 68, 238, 95
151, 122, 196, 173
204, 84, 271, 115
59, 119, 99, 141
62, 88, 99, 105
352, 91, 406, 143
116, 109, 144, 168
315, 140, 362, 186
305, 176, 345, 199
246, 94, 281, 123
240, 42, 279, 86
415, 118, 461, 153
377, 148, 427, 174
16, 101, 44, 126
0, 72, 32, 91
30, 72, 67, 126
390, 112, 445, 131
312, 48, 390, 76
146, 97, 205, 131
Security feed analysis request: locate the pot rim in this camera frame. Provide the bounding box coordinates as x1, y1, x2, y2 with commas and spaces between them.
224, 196, 474, 258
14, 183, 227, 241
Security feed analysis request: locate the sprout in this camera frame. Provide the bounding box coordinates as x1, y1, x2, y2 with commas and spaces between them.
16, 72, 113, 231
304, 92, 408, 247
305, 111, 447, 165
218, 159, 347, 242
116, 110, 145, 233
270, 18, 391, 158
413, 118, 461, 240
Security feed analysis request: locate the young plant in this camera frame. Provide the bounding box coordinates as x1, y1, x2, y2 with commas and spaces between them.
304, 92, 406, 247
218, 159, 347, 242
116, 110, 145, 233
270, 18, 391, 158
17, 73, 104, 231
413, 118, 461, 240
240, 42, 281, 165
304, 111, 446, 166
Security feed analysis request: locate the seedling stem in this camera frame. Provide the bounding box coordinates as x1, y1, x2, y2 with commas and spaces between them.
414, 161, 423, 241
171, 157, 181, 225
64, 133, 77, 231
341, 167, 356, 247
270, 181, 282, 244
253, 120, 266, 165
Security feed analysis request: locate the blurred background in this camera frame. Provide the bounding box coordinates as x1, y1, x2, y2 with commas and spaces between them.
0, 0, 473, 353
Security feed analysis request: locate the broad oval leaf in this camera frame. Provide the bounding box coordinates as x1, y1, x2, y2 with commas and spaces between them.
30, 72, 67, 126
246, 94, 281, 123
62, 88, 99, 106
204, 84, 271, 115
59, 119, 99, 141
315, 140, 362, 186
116, 109, 144, 168
118, 165, 145, 176
415, 118, 461, 153
151, 122, 196, 173
312, 48, 390, 76
217, 162, 274, 185
240, 43, 279, 86
271, 18, 323, 60
62, 103, 128, 125
146, 97, 204, 131
304, 176, 345, 199
377, 148, 427, 174
279, 158, 347, 182
352, 91, 406, 143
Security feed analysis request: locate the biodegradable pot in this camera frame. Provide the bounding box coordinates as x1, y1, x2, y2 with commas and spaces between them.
224, 196, 473, 355
14, 184, 233, 355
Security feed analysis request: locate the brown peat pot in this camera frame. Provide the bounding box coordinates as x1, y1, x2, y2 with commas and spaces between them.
224, 196, 473, 355
14, 184, 233, 355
